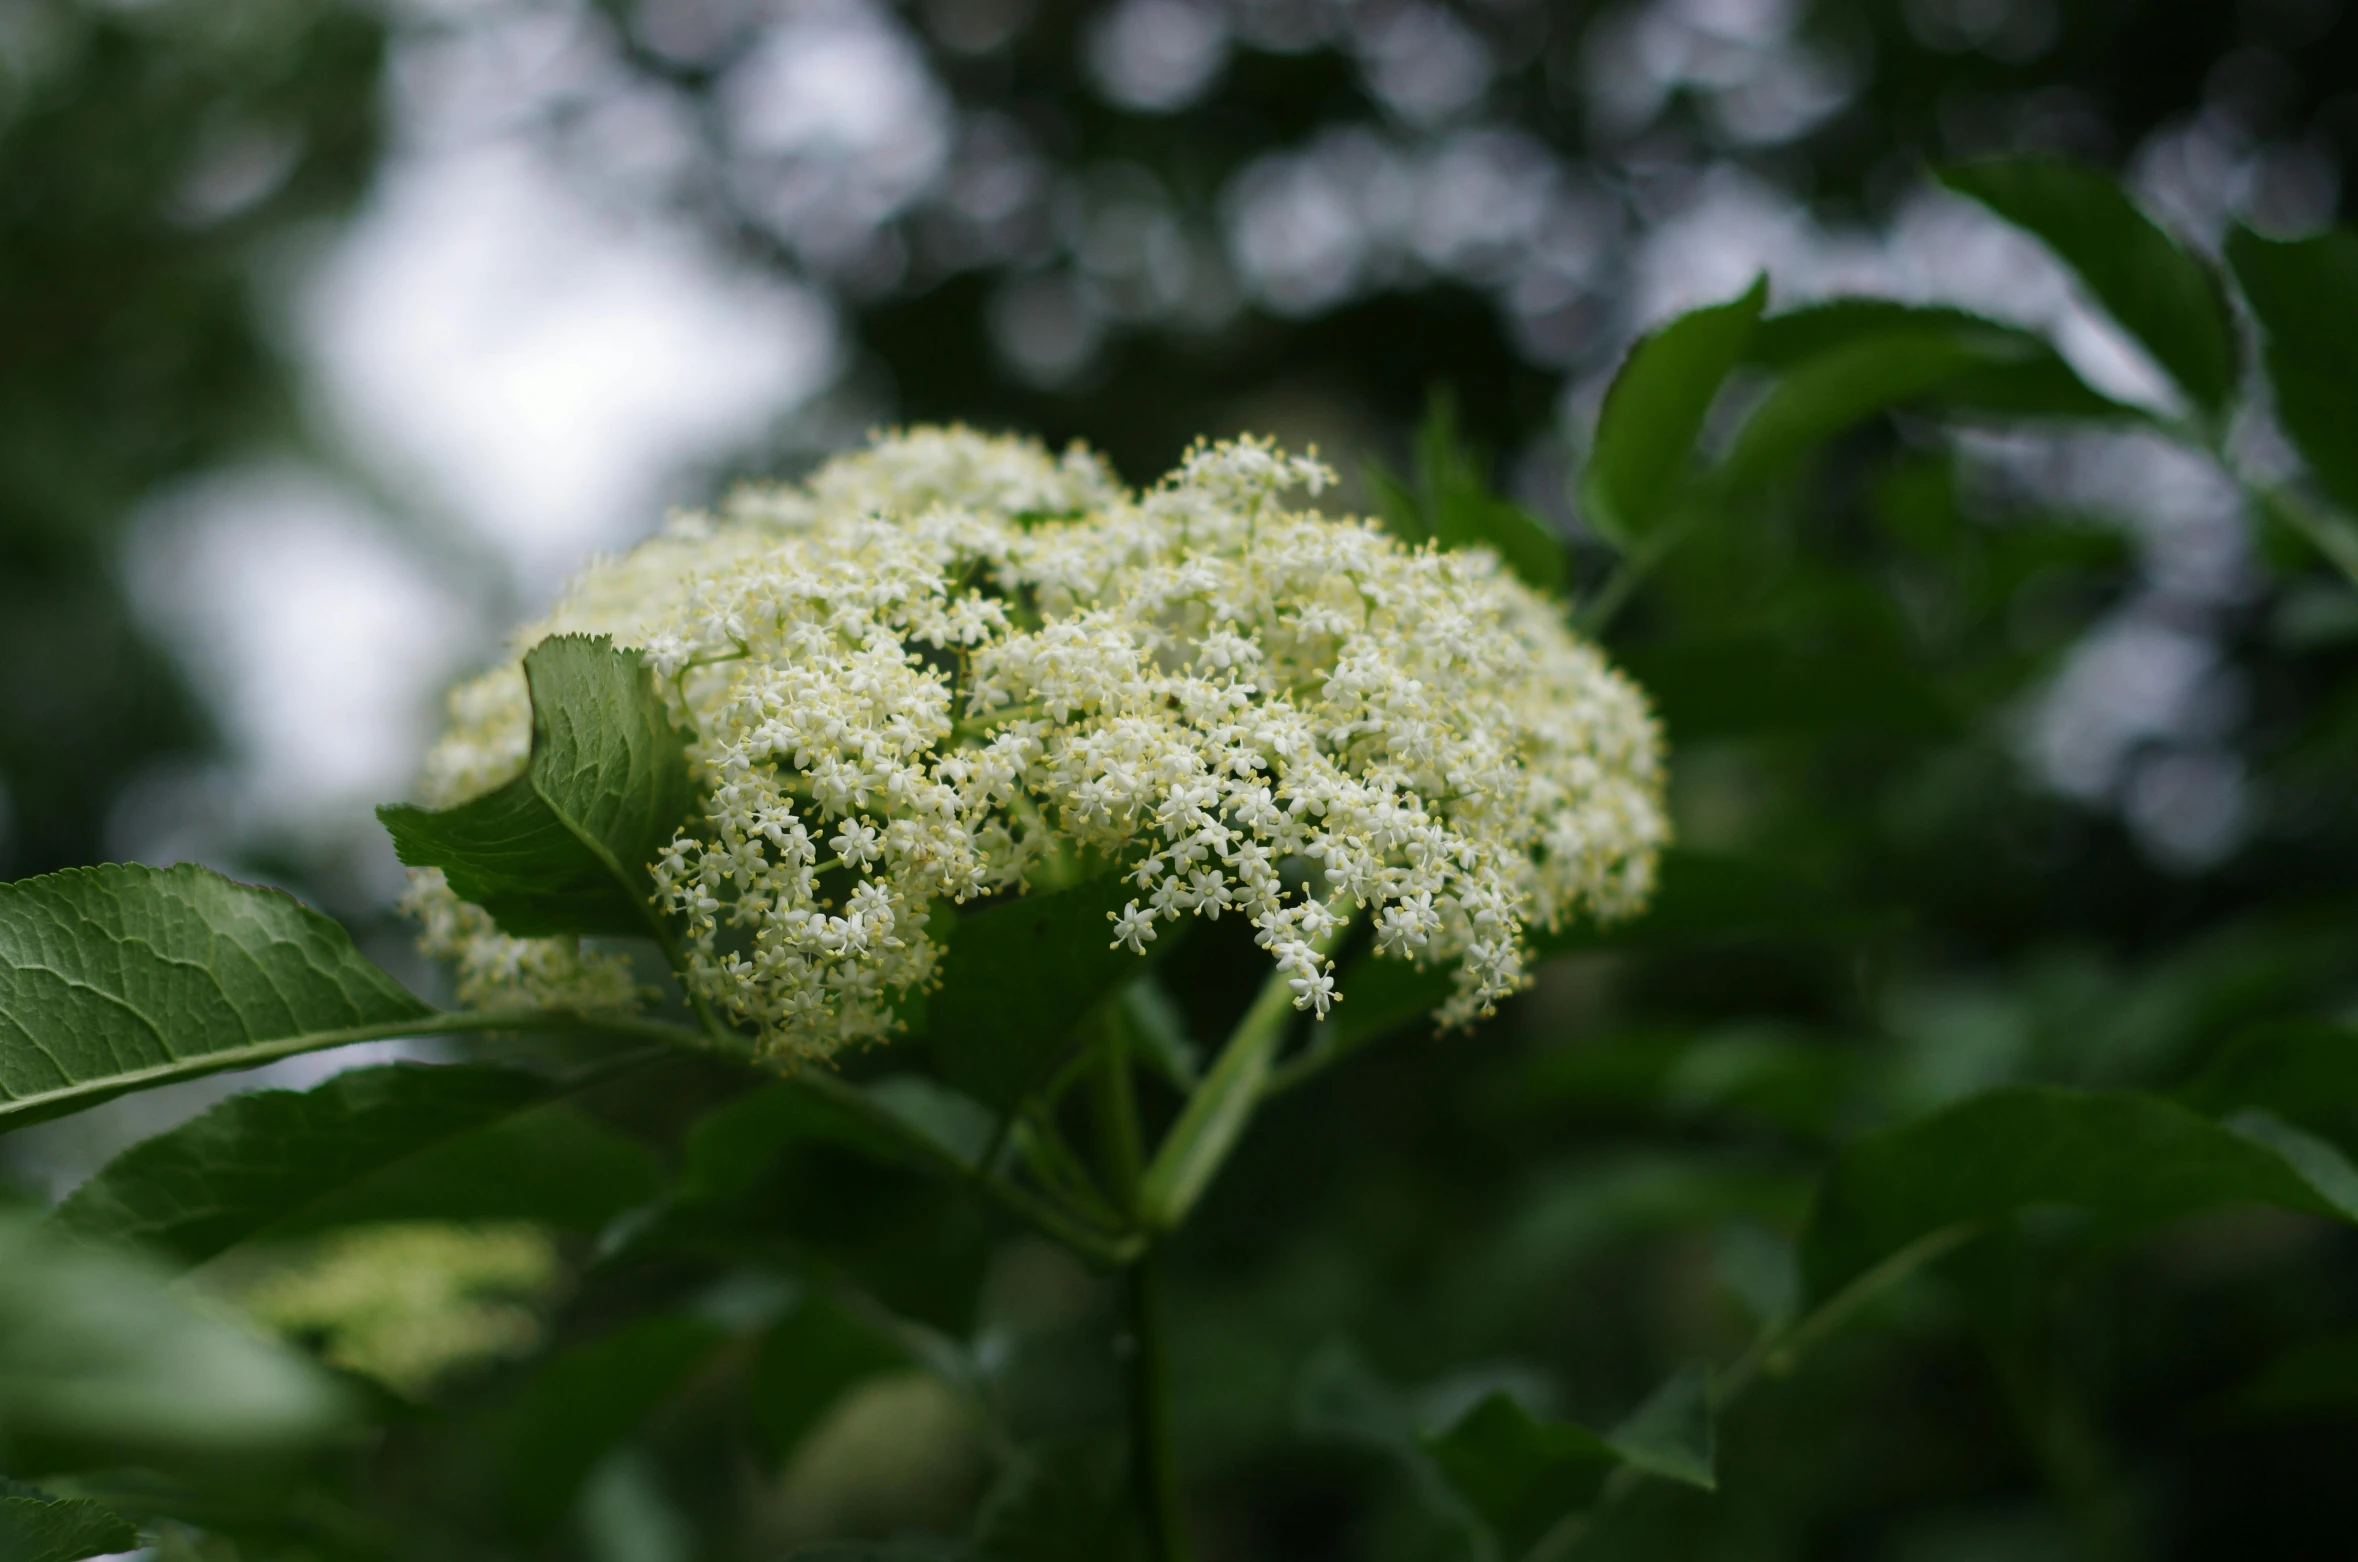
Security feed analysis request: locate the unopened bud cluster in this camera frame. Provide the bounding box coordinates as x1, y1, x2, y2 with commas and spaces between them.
405, 427, 1666, 1062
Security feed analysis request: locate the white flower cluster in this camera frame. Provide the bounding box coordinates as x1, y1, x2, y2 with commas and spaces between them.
404, 426, 1667, 1063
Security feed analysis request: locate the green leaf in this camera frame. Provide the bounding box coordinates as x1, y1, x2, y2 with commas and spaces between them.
1373, 394, 1569, 596
922, 877, 1147, 1110
1579, 276, 1767, 545
1306, 1345, 1717, 1560
1747, 300, 2141, 421
1324, 850, 1876, 1053
2182, 1022, 2358, 1140
1799, 1085, 2358, 1306
2225, 224, 2358, 514
1421, 1393, 1619, 1556
49, 1063, 557, 1266
969, 1438, 1136, 1562
0, 1486, 140, 1562
751, 1293, 909, 1460
1939, 157, 2238, 416
284, 1101, 665, 1236
380, 634, 691, 939
0, 1210, 354, 1474
1718, 329, 2014, 488
0, 863, 431, 1130
501, 1314, 731, 1537
1605, 1362, 1716, 1489
1420, 1367, 1716, 1560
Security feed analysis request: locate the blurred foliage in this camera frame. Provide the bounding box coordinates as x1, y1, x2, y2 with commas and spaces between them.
0, 0, 385, 874
10, 0, 2358, 1560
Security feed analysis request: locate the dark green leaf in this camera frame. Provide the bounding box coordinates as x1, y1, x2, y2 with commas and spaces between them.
1422, 1393, 1619, 1556
1618, 633, 1954, 739
1747, 300, 2140, 421
502, 1314, 730, 1536
969, 1438, 1136, 1562
380, 634, 691, 939
0, 1211, 354, 1474
286, 1101, 665, 1236
2225, 224, 2358, 514
0, 863, 431, 1130
922, 877, 1146, 1110
1579, 276, 1766, 545
1326, 850, 1876, 1052
1374, 394, 1568, 595
1606, 1362, 1716, 1489
0, 1486, 139, 1562
49, 1063, 556, 1266
752, 1293, 909, 1460
1719, 330, 2012, 488
1799, 1085, 2358, 1305
1939, 157, 2237, 416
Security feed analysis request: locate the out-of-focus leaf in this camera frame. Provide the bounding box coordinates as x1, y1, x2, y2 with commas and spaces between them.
49, 1063, 556, 1266
1620, 633, 1953, 739
0, 1484, 139, 1562
1746, 300, 2141, 421
282, 1102, 664, 1236
1799, 1085, 2358, 1305
789, 1544, 972, 1561
2181, 1022, 2358, 1138
0, 1211, 354, 1474
1606, 1362, 1716, 1489
2231, 1327, 2358, 1418
1580, 277, 1767, 545
1939, 157, 2237, 416
1500, 1029, 1855, 1140
380, 634, 690, 940
752, 1292, 910, 1460
1374, 394, 1568, 595
1718, 330, 2009, 488
922, 877, 1147, 1109
686, 1074, 997, 1201
0, 863, 431, 1129
1422, 1393, 1619, 1557
969, 1438, 1136, 1562
502, 1314, 731, 1537
1326, 850, 1877, 1050
2225, 224, 2358, 515
1309, 1344, 1719, 1559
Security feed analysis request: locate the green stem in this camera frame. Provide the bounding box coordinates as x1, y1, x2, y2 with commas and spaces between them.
791, 1066, 1141, 1267
1092, 1005, 1190, 1562
1122, 1247, 1189, 1562
1136, 903, 1356, 1230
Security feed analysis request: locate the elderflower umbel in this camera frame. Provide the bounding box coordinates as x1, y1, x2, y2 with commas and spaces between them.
403, 426, 1667, 1063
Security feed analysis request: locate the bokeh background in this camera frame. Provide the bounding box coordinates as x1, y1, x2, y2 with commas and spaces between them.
9, 0, 2358, 1555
